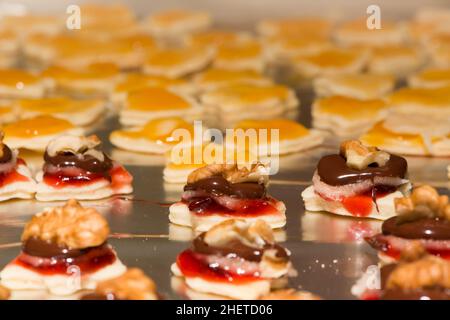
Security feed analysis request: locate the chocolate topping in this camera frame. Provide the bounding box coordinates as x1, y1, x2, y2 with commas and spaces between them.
22, 237, 106, 259
192, 233, 288, 262
0, 145, 12, 164
382, 217, 450, 240
44, 151, 113, 174
317, 154, 407, 186
184, 175, 266, 199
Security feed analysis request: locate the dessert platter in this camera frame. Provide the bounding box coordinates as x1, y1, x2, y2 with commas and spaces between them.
0, 2, 449, 300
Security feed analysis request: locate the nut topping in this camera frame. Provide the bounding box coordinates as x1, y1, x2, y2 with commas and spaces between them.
386, 254, 450, 290
203, 219, 274, 249
395, 185, 450, 223
94, 268, 158, 300
22, 199, 110, 249
340, 140, 390, 170
187, 162, 268, 185
46, 135, 104, 161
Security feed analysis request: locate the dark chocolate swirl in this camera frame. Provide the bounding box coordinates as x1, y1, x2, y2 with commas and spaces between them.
317, 154, 407, 186
22, 237, 107, 259
382, 217, 450, 240
44, 151, 113, 174
184, 175, 266, 199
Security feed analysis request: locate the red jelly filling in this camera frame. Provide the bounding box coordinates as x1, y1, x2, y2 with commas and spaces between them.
14, 244, 116, 275
185, 197, 279, 217
0, 158, 30, 188
319, 186, 396, 217
43, 165, 132, 191
177, 249, 261, 284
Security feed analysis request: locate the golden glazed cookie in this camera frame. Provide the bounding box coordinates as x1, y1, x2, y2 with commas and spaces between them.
314, 73, 395, 99
409, 68, 450, 89
292, 47, 368, 78
16, 97, 105, 126
334, 19, 408, 47
312, 96, 388, 137
143, 9, 211, 41
3, 115, 83, 152
228, 119, 324, 156
119, 87, 201, 127
143, 46, 214, 78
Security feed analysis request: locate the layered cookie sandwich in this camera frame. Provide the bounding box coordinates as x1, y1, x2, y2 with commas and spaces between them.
3, 115, 83, 152
262, 35, 333, 64
360, 121, 450, 157
143, 9, 211, 41
35, 135, 133, 201
314, 73, 395, 100
171, 219, 293, 299
292, 47, 368, 79
229, 119, 324, 156
409, 67, 450, 89
366, 45, 424, 77
200, 83, 298, 129
16, 97, 105, 126
110, 117, 200, 154
0, 69, 53, 99
193, 68, 272, 93
0, 199, 126, 295
312, 96, 388, 137
143, 46, 214, 79
334, 19, 408, 47
366, 185, 450, 264
213, 40, 265, 72
25, 34, 148, 70
0, 132, 36, 201
119, 87, 201, 127
42, 63, 121, 98
111, 73, 193, 108
302, 140, 410, 219
169, 163, 286, 231
257, 17, 333, 39
81, 268, 158, 300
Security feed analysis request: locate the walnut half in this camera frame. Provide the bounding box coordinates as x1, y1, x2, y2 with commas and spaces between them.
22, 199, 110, 249
386, 254, 450, 290
340, 140, 390, 170
187, 162, 268, 185
46, 134, 104, 161
94, 268, 158, 300
203, 219, 274, 249
395, 185, 450, 223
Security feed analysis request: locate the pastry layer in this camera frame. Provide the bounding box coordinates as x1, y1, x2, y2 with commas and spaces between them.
301, 185, 403, 220
171, 263, 271, 300
0, 258, 126, 296
168, 200, 286, 232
